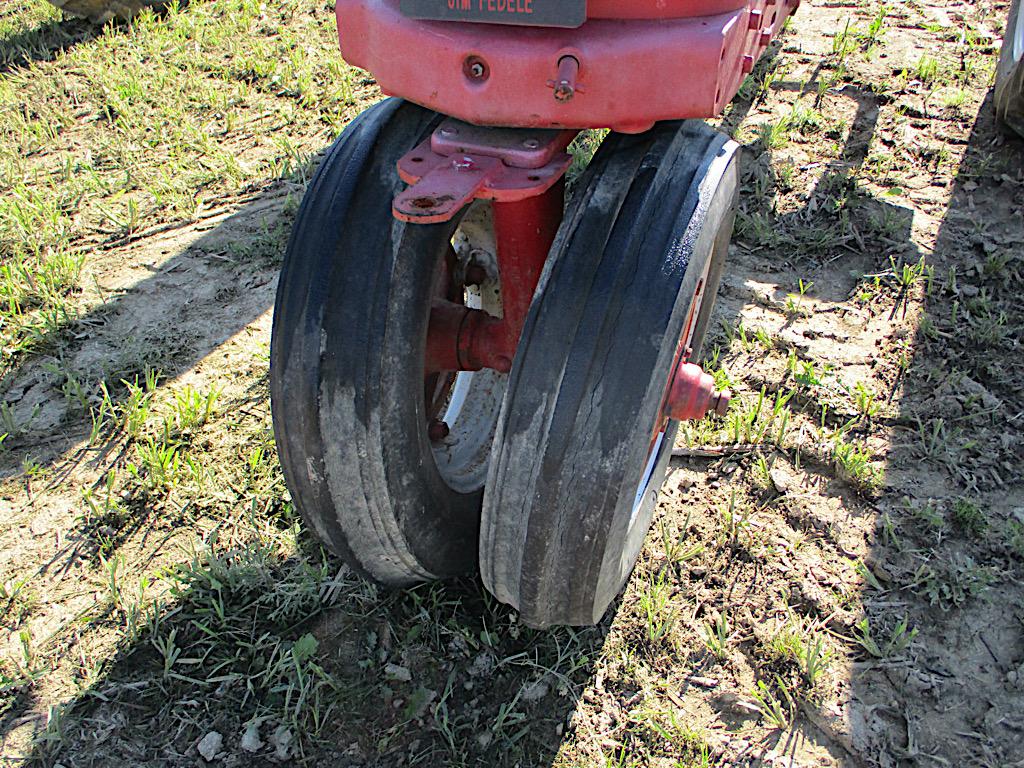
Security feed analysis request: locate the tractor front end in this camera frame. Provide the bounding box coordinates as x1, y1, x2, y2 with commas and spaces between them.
270, 0, 796, 627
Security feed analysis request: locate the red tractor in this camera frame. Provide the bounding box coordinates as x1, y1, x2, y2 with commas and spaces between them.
270, 0, 797, 627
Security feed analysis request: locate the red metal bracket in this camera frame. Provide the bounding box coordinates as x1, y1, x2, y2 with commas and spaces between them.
423, 182, 565, 377
393, 118, 576, 223
400, 121, 573, 381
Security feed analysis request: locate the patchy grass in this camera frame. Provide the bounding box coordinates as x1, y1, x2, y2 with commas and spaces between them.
1, 0, 1022, 766
0, 0, 366, 371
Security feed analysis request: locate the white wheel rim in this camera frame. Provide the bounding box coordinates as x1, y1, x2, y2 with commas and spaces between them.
1014, 2, 1024, 63
618, 147, 738, 578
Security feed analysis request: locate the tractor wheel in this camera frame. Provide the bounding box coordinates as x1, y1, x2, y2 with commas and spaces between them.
480, 120, 739, 627
271, 98, 507, 584
996, 0, 1024, 138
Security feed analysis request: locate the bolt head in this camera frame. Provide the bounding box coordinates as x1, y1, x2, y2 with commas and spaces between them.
428, 420, 450, 442
440, 126, 458, 137
522, 138, 541, 150
554, 83, 575, 103
464, 263, 488, 286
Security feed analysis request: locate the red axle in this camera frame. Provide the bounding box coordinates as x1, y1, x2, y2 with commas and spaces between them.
423, 181, 565, 376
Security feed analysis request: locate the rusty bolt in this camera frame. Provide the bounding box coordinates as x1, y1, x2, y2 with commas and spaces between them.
464, 56, 489, 81
440, 126, 458, 137
464, 263, 489, 286
523, 138, 541, 150
428, 420, 450, 442
552, 55, 580, 103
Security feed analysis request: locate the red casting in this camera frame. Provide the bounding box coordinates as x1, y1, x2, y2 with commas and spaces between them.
395, 119, 576, 223
337, 0, 799, 133
423, 181, 564, 375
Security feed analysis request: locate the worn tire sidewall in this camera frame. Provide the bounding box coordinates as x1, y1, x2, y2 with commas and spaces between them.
272, 99, 479, 582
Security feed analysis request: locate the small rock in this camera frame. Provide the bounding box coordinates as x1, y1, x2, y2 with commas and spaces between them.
384, 663, 412, 683
270, 725, 293, 760
521, 679, 550, 702
957, 376, 1001, 410
240, 722, 263, 753
689, 566, 708, 580
1007, 663, 1024, 691
715, 691, 760, 715
688, 676, 720, 689
469, 652, 495, 678
769, 468, 791, 494
197, 731, 223, 761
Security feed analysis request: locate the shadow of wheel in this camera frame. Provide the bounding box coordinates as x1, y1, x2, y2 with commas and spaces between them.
47, 0, 168, 22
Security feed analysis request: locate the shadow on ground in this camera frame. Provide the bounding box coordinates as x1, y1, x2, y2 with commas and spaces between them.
0, 180, 297, 481
1, 13, 105, 72
0, 152, 607, 766
846, 97, 1024, 766
2, 48, 1023, 768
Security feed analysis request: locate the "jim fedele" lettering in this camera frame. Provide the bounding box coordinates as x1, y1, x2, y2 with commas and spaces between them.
447, 0, 534, 13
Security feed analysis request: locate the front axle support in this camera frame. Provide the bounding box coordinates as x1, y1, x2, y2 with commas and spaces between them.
421, 181, 565, 377
393, 118, 576, 223
402, 120, 572, 378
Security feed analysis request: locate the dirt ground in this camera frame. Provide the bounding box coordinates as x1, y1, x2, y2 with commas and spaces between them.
1, 0, 1022, 766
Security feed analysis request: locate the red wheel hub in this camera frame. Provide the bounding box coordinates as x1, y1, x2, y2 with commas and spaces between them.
665, 361, 731, 422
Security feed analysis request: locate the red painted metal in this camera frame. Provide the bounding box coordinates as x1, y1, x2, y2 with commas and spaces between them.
431, 119, 576, 168
423, 181, 564, 375
336, 0, 799, 133
588, 0, 747, 18
490, 180, 564, 362
394, 120, 576, 223
666, 362, 731, 422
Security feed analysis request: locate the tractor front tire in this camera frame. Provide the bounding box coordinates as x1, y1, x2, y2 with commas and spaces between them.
996, 0, 1024, 138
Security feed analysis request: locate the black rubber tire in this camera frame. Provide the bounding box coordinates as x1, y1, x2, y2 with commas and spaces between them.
271, 98, 496, 584
480, 120, 739, 628
996, 0, 1024, 138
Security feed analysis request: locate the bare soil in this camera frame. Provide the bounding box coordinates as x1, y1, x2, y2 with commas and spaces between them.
1, 0, 1022, 766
